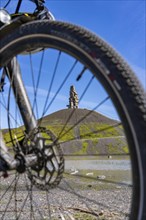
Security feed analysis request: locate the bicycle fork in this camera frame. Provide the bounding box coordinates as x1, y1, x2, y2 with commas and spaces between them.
0, 57, 39, 172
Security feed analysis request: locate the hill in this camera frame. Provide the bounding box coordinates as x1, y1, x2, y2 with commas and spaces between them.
40, 108, 128, 156
3, 108, 128, 156
41, 108, 118, 126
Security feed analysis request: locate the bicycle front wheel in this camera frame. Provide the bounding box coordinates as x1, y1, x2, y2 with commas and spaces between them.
0, 20, 146, 220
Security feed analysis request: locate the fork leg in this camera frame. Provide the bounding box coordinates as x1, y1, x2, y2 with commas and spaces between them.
0, 57, 38, 171
6, 57, 37, 132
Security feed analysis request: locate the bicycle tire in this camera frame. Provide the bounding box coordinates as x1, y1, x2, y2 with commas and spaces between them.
0, 20, 146, 220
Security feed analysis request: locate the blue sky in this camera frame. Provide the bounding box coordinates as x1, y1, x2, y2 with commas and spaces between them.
49, 0, 146, 89
0, 0, 145, 123
2, 0, 145, 89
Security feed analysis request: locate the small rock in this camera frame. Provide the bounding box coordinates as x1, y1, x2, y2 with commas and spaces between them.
86, 172, 94, 176
99, 210, 104, 216
97, 175, 106, 180
70, 169, 79, 175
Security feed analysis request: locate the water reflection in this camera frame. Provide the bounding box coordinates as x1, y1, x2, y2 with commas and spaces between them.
65, 159, 131, 170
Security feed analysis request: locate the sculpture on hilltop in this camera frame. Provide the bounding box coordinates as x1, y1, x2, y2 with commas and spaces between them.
67, 85, 79, 109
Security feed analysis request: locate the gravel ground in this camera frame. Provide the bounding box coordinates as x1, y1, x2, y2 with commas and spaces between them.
0, 173, 132, 220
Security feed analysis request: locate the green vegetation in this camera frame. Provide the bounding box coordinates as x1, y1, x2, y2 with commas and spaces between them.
80, 123, 119, 139
46, 125, 74, 141
107, 143, 120, 154
2, 128, 24, 147
76, 141, 89, 155
122, 145, 129, 153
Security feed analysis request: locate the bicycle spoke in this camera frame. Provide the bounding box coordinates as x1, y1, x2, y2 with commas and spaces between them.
43, 59, 78, 115
57, 96, 110, 141
23, 174, 50, 219
45, 190, 51, 219
38, 51, 61, 125
0, 97, 21, 129
57, 74, 95, 139
32, 50, 45, 119
0, 175, 17, 201
1, 174, 19, 220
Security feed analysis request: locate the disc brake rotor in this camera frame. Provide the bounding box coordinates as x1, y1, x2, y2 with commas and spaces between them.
22, 127, 64, 190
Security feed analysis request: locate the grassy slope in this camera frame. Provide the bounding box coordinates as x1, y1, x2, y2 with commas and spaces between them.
2, 109, 128, 155
41, 109, 128, 155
